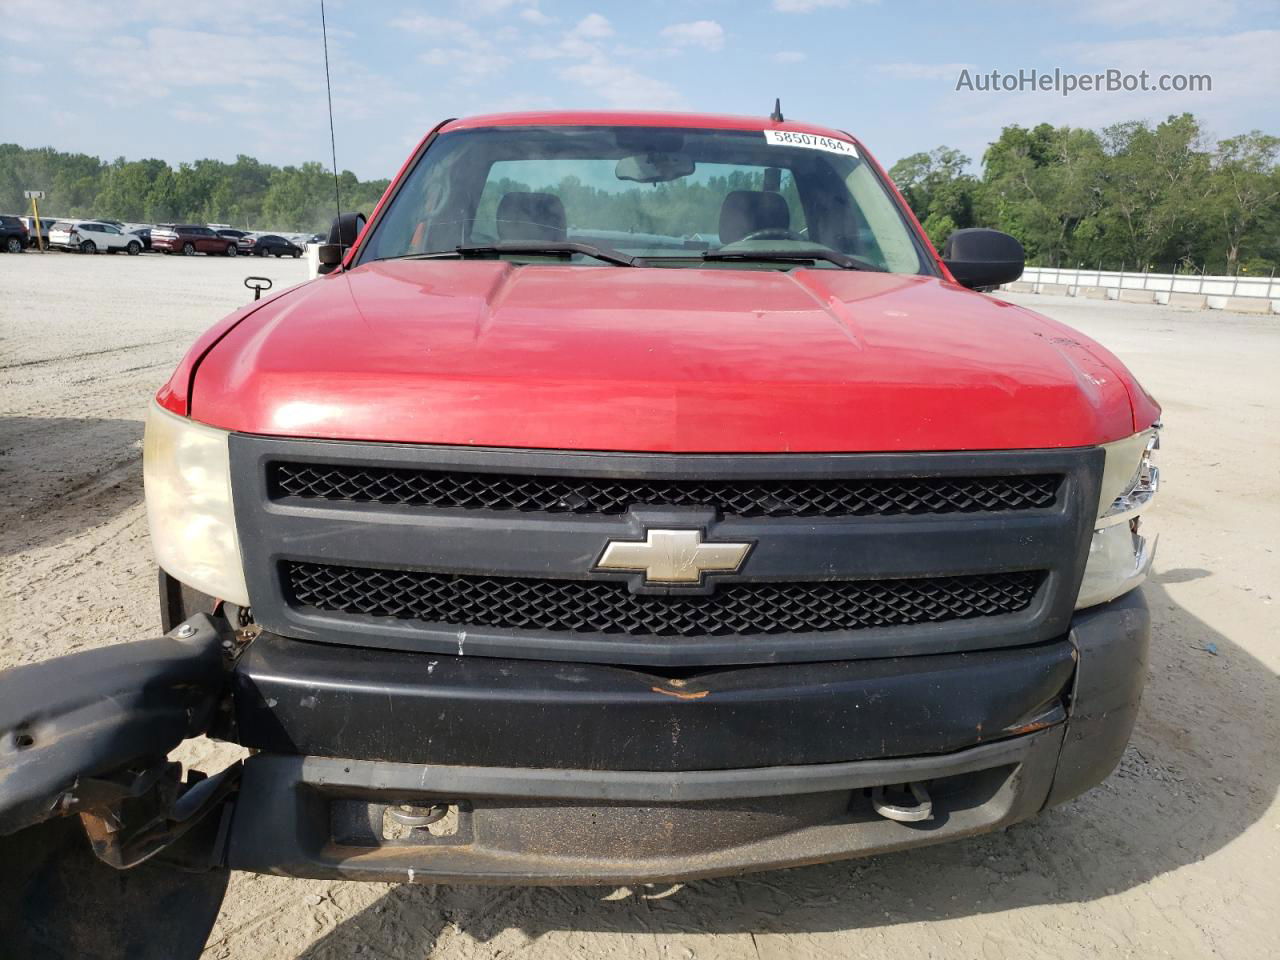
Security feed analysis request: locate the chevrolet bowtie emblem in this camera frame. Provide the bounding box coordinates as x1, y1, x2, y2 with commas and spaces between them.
596, 529, 752, 584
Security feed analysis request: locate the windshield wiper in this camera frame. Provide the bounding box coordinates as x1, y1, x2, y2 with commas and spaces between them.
700, 249, 880, 271
400, 241, 641, 267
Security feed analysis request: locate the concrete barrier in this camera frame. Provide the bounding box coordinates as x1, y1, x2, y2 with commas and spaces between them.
1223, 296, 1274, 315
1037, 283, 1069, 295
1080, 287, 1110, 299
1118, 289, 1156, 304
1167, 293, 1208, 311
1004, 281, 1034, 293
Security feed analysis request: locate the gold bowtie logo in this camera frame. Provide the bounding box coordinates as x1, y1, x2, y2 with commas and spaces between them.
595, 529, 752, 584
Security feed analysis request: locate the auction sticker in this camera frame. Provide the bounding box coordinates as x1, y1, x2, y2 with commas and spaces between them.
763, 130, 858, 157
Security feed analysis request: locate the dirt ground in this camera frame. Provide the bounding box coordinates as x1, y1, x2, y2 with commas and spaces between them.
1, 252, 1276, 959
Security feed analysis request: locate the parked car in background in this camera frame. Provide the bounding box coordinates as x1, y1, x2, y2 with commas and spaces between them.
126, 226, 154, 250
19, 216, 57, 249
48, 220, 143, 255
217, 229, 249, 242
1, 215, 29, 253
240, 233, 302, 257
152, 224, 239, 256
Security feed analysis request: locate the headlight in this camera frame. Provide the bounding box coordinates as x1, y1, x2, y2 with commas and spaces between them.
1076, 425, 1160, 609
143, 401, 249, 606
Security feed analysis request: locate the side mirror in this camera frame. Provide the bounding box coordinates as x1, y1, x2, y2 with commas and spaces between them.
317, 244, 345, 268
326, 211, 366, 246
317, 212, 367, 275
942, 228, 1024, 290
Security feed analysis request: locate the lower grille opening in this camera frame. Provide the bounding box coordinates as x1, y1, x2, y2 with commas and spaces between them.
285, 562, 1043, 638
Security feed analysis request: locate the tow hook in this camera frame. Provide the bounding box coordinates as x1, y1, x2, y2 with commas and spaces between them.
387, 803, 450, 829
871, 781, 934, 823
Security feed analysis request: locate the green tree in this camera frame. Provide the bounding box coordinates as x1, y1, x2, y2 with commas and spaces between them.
1208, 132, 1280, 272
889, 146, 978, 248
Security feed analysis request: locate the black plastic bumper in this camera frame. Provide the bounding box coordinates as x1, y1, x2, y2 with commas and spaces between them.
221, 591, 1150, 883
0, 593, 1149, 885
230, 631, 1076, 771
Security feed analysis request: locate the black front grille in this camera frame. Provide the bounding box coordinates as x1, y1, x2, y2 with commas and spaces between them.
286, 562, 1042, 638
271, 462, 1060, 518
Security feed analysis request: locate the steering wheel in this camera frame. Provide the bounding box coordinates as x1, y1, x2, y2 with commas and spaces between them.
736, 227, 803, 243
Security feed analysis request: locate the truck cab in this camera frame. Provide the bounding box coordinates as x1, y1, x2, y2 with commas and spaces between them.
1, 111, 1160, 941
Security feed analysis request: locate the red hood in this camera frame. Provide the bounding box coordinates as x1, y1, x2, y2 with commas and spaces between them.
184, 260, 1155, 452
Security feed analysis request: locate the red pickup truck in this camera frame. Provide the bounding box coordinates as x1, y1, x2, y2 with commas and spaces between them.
0, 111, 1160, 952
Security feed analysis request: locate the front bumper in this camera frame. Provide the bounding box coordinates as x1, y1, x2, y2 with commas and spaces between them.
0, 591, 1149, 884
223, 590, 1149, 883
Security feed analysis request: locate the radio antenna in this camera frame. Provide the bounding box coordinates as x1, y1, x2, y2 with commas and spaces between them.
320, 0, 342, 231
770, 98, 784, 123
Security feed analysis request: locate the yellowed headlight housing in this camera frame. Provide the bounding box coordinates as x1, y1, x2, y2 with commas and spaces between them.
143, 402, 249, 606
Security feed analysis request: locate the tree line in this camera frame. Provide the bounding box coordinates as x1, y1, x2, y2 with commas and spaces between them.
889, 114, 1280, 275
0, 145, 390, 233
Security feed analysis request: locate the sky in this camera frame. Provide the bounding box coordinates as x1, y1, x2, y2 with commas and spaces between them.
2, 0, 1277, 179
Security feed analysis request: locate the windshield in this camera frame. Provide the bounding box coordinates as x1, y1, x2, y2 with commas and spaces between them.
358, 125, 932, 274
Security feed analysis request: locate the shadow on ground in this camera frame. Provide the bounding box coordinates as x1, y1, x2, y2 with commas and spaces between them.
0, 416, 144, 556
294, 578, 1278, 956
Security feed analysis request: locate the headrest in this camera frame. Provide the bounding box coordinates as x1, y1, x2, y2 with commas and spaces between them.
496, 192, 567, 242
718, 191, 790, 245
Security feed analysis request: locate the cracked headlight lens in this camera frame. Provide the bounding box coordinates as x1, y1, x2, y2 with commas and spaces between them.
1076, 425, 1160, 610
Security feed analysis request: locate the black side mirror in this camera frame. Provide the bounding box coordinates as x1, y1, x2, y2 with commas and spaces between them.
316, 244, 345, 270
942, 228, 1024, 290
326, 211, 366, 246
317, 212, 367, 275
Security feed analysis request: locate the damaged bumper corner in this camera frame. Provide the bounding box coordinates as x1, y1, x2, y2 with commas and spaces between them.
0, 613, 232, 838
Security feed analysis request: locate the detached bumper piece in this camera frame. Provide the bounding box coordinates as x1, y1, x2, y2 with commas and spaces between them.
0, 614, 231, 837
224, 591, 1149, 884
0, 615, 237, 960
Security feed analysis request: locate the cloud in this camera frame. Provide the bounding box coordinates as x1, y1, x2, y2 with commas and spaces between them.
573, 13, 614, 39
772, 51, 807, 64
391, 14, 471, 37
557, 60, 684, 109
0, 0, 310, 41
876, 61, 973, 80
660, 20, 725, 52
395, 13, 512, 82
527, 13, 617, 59
1075, 0, 1236, 25
772, 0, 849, 12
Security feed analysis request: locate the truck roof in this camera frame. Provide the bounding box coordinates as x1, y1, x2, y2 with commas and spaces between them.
440, 110, 858, 144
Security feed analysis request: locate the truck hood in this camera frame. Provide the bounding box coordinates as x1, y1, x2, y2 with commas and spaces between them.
187, 260, 1152, 452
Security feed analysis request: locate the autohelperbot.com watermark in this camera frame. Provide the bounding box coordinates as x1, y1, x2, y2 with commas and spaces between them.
955, 67, 1212, 96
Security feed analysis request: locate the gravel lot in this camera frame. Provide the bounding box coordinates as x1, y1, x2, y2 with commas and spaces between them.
1, 252, 1276, 959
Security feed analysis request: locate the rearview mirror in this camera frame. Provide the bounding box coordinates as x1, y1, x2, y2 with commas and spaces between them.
616, 152, 695, 184
942, 228, 1024, 290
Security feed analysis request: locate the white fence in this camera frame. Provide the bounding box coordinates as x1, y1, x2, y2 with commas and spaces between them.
1004, 266, 1278, 314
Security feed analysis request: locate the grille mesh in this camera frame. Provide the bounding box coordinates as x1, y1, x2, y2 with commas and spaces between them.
286, 562, 1042, 638
271, 463, 1059, 518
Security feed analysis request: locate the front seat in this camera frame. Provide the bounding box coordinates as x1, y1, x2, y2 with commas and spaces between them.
718, 190, 790, 245
496, 192, 567, 243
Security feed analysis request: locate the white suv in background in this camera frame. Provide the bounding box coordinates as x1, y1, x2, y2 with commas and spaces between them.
49, 221, 144, 255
